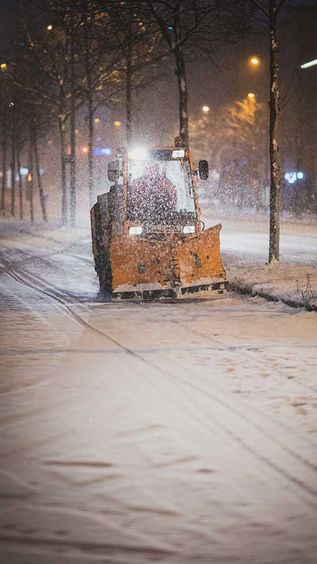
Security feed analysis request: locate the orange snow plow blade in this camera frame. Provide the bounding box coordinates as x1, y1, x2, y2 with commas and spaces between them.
110, 224, 227, 299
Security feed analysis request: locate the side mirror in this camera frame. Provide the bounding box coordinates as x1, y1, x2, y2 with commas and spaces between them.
198, 160, 209, 180
107, 160, 119, 182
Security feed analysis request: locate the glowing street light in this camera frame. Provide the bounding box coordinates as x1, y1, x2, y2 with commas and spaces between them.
249, 55, 260, 67
247, 92, 256, 100
284, 171, 304, 184
113, 120, 122, 127
300, 59, 317, 69
202, 105, 210, 113
0, 63, 7, 72
94, 117, 100, 124
81, 146, 88, 154
47, 24, 53, 31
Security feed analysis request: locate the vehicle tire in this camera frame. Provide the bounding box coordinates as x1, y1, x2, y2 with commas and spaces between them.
95, 248, 112, 294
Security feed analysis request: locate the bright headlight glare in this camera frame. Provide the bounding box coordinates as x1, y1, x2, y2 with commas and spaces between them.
128, 146, 148, 160
172, 149, 185, 158
129, 226, 143, 235
183, 225, 195, 234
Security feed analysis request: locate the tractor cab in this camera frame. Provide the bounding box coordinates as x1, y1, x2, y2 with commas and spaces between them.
107, 147, 208, 236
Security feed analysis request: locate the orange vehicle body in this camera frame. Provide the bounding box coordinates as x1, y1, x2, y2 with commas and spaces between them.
90, 146, 227, 299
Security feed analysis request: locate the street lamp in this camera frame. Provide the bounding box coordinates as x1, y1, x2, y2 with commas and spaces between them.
249, 55, 260, 67
300, 59, 317, 69
247, 92, 256, 100
113, 120, 122, 127
202, 105, 210, 113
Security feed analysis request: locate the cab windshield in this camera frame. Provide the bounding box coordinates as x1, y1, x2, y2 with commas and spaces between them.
127, 158, 196, 224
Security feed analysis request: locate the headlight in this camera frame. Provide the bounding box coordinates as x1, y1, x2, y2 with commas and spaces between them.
129, 226, 143, 235
183, 225, 195, 234
172, 149, 185, 158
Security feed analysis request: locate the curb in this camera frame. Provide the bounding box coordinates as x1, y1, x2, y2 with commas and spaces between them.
229, 281, 317, 312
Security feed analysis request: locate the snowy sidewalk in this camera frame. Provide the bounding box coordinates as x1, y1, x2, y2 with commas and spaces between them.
226, 261, 317, 311
203, 210, 317, 311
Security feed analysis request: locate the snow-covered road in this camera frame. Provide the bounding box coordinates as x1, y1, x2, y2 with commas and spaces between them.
0, 226, 317, 563
205, 212, 317, 264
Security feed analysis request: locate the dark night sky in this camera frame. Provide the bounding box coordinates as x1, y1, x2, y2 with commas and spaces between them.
1, 0, 316, 148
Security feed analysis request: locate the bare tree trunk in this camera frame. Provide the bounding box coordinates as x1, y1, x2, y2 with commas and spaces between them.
1, 127, 7, 211
28, 139, 34, 224
147, 0, 189, 148
268, 0, 281, 263
32, 127, 48, 222
16, 130, 23, 221
126, 57, 133, 145
11, 123, 16, 216
18, 164, 23, 221
174, 1, 188, 146
58, 117, 67, 225
255, 182, 261, 212
126, 8, 133, 146
87, 106, 94, 207
83, 8, 95, 207
174, 43, 189, 147
69, 2, 77, 227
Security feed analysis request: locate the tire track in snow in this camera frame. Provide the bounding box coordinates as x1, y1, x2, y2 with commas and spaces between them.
169, 316, 317, 415
5, 262, 317, 504
0, 238, 93, 283
166, 319, 317, 452
130, 350, 317, 505
0, 533, 175, 561
3, 268, 136, 356
153, 340, 317, 467
161, 318, 317, 457
6, 258, 317, 417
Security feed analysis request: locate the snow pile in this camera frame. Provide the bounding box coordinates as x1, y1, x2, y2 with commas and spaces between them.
202, 209, 317, 311
227, 261, 317, 310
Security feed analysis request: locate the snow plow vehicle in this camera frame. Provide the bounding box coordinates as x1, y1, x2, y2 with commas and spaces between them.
90, 144, 227, 299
